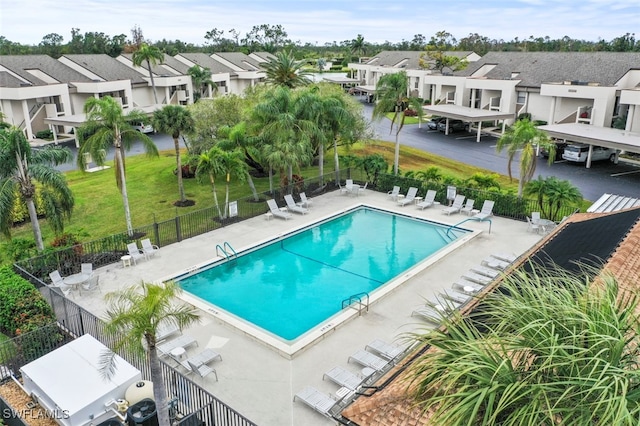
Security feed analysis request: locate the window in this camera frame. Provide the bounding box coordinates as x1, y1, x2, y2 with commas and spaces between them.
517, 91, 527, 104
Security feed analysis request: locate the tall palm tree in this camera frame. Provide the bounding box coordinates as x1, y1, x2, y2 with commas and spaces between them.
187, 65, 215, 102
0, 127, 74, 251
496, 118, 553, 197
216, 123, 261, 201
133, 43, 165, 104
78, 96, 158, 236
102, 281, 200, 426
217, 149, 247, 218
152, 105, 194, 207
252, 86, 317, 189
350, 34, 366, 58
372, 71, 424, 175
262, 50, 312, 88
407, 266, 640, 425
195, 146, 224, 219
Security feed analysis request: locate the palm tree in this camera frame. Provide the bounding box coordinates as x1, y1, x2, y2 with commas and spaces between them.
78, 96, 158, 236
216, 123, 261, 201
0, 127, 74, 251
372, 71, 424, 175
152, 105, 194, 207
132, 43, 165, 104
350, 34, 366, 58
495, 118, 553, 197
408, 265, 640, 425
262, 50, 312, 88
525, 176, 582, 220
102, 281, 200, 426
252, 87, 317, 189
187, 65, 215, 102
195, 146, 225, 219
217, 149, 247, 218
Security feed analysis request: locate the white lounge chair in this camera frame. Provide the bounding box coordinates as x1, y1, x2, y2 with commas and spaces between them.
461, 199, 475, 215
266, 199, 292, 220
469, 265, 500, 278
442, 194, 465, 215
187, 359, 218, 381
156, 321, 181, 341
398, 187, 418, 207
141, 238, 160, 259
416, 190, 437, 210
387, 185, 400, 200
481, 256, 509, 270
294, 386, 337, 418
412, 301, 460, 323
157, 334, 198, 356
452, 280, 484, 295
178, 348, 222, 375
365, 339, 403, 360
348, 349, 388, 371
441, 289, 472, 304
462, 271, 492, 285
127, 242, 146, 264
323, 366, 364, 391
491, 253, 517, 263
472, 200, 495, 221
357, 181, 368, 195
284, 194, 309, 215
297, 192, 313, 208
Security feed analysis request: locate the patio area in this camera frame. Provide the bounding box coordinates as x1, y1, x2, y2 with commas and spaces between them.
69, 188, 543, 426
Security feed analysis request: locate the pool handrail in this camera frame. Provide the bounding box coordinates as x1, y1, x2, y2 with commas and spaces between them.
215, 242, 237, 262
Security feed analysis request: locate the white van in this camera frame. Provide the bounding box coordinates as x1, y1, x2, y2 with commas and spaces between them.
561, 144, 616, 163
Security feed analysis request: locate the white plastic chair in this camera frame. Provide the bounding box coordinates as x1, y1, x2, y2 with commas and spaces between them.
127, 242, 146, 264
141, 238, 160, 259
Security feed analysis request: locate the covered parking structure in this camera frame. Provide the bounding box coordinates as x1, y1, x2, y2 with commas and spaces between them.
538, 123, 640, 168
422, 104, 515, 142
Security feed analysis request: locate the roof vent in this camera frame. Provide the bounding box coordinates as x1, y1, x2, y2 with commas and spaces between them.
19, 82, 32, 87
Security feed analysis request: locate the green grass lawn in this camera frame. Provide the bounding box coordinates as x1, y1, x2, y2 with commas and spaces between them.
1, 141, 585, 262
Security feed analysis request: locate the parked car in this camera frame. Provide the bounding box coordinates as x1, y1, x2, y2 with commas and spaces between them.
426, 117, 445, 130
131, 121, 154, 134
561, 144, 617, 163
437, 119, 469, 133
540, 141, 568, 161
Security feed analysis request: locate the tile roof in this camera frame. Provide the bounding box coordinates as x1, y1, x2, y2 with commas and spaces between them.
176, 53, 234, 74
365, 51, 474, 70
212, 52, 263, 71
60, 54, 147, 84
457, 51, 640, 88
341, 207, 640, 425
0, 55, 91, 87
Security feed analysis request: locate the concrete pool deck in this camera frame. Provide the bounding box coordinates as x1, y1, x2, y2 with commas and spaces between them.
73, 189, 544, 426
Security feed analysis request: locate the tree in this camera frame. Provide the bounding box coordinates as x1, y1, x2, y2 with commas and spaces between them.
38, 33, 64, 58
186, 94, 246, 156
187, 65, 215, 102
194, 146, 245, 220
262, 50, 312, 88
495, 119, 554, 197
419, 30, 469, 73
242, 24, 289, 52
525, 176, 582, 221
372, 71, 423, 175
78, 96, 158, 236
102, 281, 200, 426
152, 105, 195, 207
216, 123, 261, 201
0, 127, 74, 251
132, 43, 164, 104
407, 265, 640, 425
350, 34, 366, 58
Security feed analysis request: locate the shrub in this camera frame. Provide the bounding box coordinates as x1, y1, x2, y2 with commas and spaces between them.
35, 129, 53, 139
517, 113, 532, 121
0, 266, 56, 336
404, 109, 418, 117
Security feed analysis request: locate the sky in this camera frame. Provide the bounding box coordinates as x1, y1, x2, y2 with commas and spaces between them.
1, 0, 638, 47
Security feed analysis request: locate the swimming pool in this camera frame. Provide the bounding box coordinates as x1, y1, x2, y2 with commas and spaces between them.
175, 206, 472, 353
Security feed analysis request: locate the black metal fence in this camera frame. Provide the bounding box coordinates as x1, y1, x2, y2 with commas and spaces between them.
5, 267, 258, 426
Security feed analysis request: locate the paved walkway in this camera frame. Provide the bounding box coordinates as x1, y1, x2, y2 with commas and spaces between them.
73, 189, 543, 426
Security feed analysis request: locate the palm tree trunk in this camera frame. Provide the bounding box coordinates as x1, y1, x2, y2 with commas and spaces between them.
115, 148, 134, 236
224, 174, 230, 218
268, 165, 273, 194
147, 59, 159, 104
209, 174, 222, 219
26, 198, 44, 251
333, 138, 340, 183
393, 130, 400, 175
247, 174, 259, 202
318, 143, 324, 185
517, 179, 524, 197
148, 346, 171, 426
174, 137, 186, 202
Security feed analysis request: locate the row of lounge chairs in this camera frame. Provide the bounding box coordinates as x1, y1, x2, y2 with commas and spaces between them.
156, 324, 222, 381
294, 339, 405, 418
265, 193, 313, 220
412, 253, 517, 323
388, 186, 495, 221
126, 239, 160, 265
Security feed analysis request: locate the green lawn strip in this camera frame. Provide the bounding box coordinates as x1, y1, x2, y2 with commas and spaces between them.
383, 112, 421, 125
0, 333, 16, 363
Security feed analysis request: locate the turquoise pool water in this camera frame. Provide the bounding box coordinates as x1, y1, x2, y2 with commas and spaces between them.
178, 207, 466, 341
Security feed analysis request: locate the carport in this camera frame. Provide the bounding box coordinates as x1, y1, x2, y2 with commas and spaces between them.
422, 104, 515, 142
538, 123, 640, 168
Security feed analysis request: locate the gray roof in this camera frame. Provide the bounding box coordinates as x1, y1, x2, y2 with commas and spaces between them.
0, 55, 91, 87
61, 54, 147, 84
458, 51, 640, 88
212, 52, 262, 71
365, 51, 475, 70
160, 55, 192, 75
176, 53, 234, 74
249, 52, 277, 62
120, 53, 190, 77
